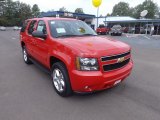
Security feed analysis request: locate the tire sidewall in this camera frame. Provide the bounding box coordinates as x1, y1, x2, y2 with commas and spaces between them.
51, 62, 72, 97
22, 46, 32, 64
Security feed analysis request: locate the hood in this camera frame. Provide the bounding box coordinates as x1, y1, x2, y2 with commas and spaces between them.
57, 36, 130, 57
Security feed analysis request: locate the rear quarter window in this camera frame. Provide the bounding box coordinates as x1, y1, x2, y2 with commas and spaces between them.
28, 20, 37, 35
21, 20, 30, 32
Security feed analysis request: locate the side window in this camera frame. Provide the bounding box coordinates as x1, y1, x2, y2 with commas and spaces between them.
28, 20, 37, 35
21, 20, 30, 32
37, 20, 47, 34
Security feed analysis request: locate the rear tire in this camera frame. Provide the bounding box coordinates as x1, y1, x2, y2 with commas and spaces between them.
22, 46, 32, 64
51, 62, 72, 97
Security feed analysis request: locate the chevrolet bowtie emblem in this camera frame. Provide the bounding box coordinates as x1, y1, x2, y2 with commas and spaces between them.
117, 57, 125, 63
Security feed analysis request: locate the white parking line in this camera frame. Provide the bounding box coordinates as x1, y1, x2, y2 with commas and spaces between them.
143, 36, 150, 40
125, 34, 140, 38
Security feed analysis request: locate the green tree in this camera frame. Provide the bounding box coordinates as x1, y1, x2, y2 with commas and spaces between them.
19, 3, 32, 21
112, 2, 132, 16
132, 4, 143, 18
158, 8, 160, 18
0, 0, 6, 16
4, 0, 14, 18
133, 0, 159, 19
32, 4, 40, 17
106, 13, 111, 17
75, 8, 84, 14
0, 0, 33, 26
59, 7, 67, 12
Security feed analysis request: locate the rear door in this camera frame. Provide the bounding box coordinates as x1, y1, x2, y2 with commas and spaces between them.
20, 20, 30, 49
33, 20, 50, 67
26, 20, 37, 57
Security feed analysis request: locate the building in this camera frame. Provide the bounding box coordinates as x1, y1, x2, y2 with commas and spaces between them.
40, 11, 160, 35
104, 17, 160, 35
40, 11, 96, 29
93, 16, 136, 27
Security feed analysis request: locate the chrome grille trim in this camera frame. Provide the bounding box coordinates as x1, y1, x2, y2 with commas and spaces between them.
101, 51, 130, 62
102, 58, 130, 72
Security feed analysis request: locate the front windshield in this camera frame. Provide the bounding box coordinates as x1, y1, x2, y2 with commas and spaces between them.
49, 20, 97, 38
112, 25, 121, 29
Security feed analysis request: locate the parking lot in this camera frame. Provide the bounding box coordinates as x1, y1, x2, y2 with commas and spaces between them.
0, 31, 160, 120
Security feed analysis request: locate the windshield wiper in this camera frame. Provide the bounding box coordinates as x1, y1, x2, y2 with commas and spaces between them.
56, 34, 97, 38
81, 34, 97, 36
56, 34, 81, 38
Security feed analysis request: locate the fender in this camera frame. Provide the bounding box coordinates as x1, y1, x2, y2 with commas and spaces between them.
48, 49, 74, 71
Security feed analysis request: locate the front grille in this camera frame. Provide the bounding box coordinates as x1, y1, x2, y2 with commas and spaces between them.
103, 59, 130, 71
101, 51, 130, 61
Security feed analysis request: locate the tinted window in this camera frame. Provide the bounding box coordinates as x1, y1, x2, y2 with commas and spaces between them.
21, 20, 29, 32
36, 20, 47, 34
99, 24, 105, 28
112, 25, 122, 29
28, 20, 37, 35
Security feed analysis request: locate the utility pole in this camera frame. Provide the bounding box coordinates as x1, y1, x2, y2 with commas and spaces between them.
92, 0, 102, 29
97, 7, 99, 29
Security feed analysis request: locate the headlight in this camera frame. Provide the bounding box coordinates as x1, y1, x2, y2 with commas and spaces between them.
76, 57, 99, 71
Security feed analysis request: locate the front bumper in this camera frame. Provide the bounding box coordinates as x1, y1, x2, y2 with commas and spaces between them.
97, 31, 106, 34
112, 32, 122, 34
70, 61, 133, 92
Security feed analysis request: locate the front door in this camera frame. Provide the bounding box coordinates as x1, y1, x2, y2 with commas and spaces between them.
33, 20, 50, 67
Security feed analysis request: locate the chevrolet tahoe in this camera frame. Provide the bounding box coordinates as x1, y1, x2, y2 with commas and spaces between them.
20, 17, 133, 97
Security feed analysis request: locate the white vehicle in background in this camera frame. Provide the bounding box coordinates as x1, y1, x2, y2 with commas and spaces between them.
13, 26, 19, 31
18, 27, 22, 30
110, 25, 122, 36
0, 26, 6, 31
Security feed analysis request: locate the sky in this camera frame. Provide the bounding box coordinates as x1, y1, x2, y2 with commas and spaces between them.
14, 0, 160, 16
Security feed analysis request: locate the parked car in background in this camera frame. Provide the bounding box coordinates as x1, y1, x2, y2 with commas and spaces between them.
110, 25, 122, 36
145, 24, 152, 34
140, 27, 146, 34
18, 27, 22, 30
0, 26, 6, 31
128, 27, 135, 34
20, 18, 133, 97
122, 27, 129, 33
96, 24, 110, 35
13, 26, 19, 31
145, 27, 151, 34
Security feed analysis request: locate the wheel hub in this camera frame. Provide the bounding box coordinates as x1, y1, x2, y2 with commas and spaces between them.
23, 49, 27, 61
53, 69, 65, 92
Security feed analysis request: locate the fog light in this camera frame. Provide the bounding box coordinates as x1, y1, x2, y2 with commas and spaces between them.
85, 86, 89, 89
114, 80, 121, 86
84, 86, 92, 91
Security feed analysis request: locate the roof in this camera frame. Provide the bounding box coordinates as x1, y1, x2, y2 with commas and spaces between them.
104, 16, 160, 23
40, 11, 95, 18
27, 17, 77, 21
105, 16, 136, 22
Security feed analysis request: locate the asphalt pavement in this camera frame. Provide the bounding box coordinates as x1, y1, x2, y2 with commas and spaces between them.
0, 31, 160, 120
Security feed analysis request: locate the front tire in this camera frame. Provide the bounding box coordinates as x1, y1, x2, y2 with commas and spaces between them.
22, 46, 32, 64
51, 62, 72, 97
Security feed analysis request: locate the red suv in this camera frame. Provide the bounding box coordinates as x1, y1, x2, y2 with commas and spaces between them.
20, 17, 133, 97
96, 24, 110, 35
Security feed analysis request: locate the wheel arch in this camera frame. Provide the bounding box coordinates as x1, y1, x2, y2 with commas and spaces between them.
21, 41, 25, 48
49, 56, 69, 70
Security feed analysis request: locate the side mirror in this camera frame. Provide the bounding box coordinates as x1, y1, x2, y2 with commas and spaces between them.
32, 31, 47, 39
